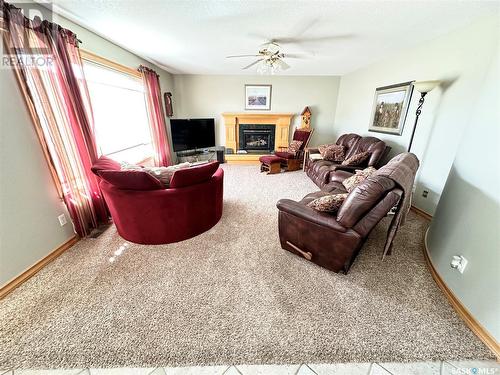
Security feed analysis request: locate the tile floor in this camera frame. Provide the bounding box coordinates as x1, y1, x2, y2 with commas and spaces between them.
2, 361, 499, 375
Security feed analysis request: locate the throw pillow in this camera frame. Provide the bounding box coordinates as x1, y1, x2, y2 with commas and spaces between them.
318, 144, 345, 162
318, 143, 334, 156
143, 162, 191, 188
342, 166, 377, 192
120, 161, 143, 171
341, 150, 371, 166
287, 140, 303, 156
307, 193, 349, 213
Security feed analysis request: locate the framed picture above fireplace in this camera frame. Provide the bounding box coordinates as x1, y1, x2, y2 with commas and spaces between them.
245, 84, 272, 110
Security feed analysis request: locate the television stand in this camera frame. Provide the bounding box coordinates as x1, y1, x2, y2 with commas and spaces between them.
176, 148, 216, 164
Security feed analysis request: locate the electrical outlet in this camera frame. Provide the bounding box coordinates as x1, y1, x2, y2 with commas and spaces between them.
58, 214, 67, 226
451, 255, 468, 274
422, 190, 429, 198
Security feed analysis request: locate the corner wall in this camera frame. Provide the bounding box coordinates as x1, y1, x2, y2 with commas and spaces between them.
333, 15, 499, 215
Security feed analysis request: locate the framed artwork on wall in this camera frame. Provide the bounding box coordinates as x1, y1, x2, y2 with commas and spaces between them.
368, 81, 414, 135
245, 84, 272, 110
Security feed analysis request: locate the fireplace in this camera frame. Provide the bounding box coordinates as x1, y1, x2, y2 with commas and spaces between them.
238, 124, 275, 153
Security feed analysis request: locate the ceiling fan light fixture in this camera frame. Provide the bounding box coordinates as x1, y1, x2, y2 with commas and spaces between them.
257, 58, 282, 75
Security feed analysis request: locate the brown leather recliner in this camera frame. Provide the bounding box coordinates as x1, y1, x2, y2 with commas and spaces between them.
277, 164, 405, 273
305, 133, 390, 189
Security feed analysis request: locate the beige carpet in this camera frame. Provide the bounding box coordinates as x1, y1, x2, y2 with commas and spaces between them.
0, 165, 494, 369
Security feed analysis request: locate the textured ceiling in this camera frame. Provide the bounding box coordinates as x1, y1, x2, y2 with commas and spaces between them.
51, 0, 498, 75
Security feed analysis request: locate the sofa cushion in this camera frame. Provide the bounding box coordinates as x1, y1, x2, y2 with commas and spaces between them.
342, 150, 371, 167
169, 161, 219, 188
98, 170, 164, 190
318, 144, 345, 162
307, 193, 349, 213
321, 181, 348, 194
91, 155, 121, 175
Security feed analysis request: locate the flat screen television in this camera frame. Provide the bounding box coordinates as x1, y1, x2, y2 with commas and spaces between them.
170, 118, 215, 152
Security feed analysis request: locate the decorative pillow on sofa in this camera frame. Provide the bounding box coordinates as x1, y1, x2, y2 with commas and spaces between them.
341, 150, 371, 166
342, 166, 377, 193
143, 162, 191, 188
91, 155, 121, 174
120, 161, 143, 171
287, 140, 303, 156
318, 144, 345, 162
120, 162, 192, 188
307, 193, 349, 213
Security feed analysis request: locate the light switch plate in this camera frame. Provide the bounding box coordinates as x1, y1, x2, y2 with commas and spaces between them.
58, 214, 67, 226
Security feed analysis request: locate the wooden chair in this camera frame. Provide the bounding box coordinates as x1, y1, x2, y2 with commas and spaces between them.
275, 128, 314, 171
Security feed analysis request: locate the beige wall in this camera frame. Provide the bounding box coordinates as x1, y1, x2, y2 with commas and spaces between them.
427, 37, 500, 341
0, 3, 174, 287
173, 75, 341, 148
333, 15, 499, 215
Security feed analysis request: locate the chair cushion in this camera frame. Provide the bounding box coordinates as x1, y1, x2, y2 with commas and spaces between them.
293, 130, 311, 149
169, 161, 219, 189
91, 155, 121, 175
98, 170, 164, 190
274, 151, 295, 159
287, 140, 303, 156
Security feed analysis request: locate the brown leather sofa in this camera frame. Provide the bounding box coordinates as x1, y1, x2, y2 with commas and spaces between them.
277, 153, 418, 274
305, 133, 390, 189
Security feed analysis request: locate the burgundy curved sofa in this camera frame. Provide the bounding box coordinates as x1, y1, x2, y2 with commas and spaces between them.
91, 156, 223, 245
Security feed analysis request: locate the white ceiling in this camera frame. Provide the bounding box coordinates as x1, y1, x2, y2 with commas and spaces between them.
51, 0, 498, 76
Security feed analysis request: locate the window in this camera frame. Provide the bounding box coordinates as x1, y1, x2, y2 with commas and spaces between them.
82, 53, 153, 163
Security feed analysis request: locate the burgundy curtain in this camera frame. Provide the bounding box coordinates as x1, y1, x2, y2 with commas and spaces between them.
139, 66, 172, 167
1, 1, 108, 236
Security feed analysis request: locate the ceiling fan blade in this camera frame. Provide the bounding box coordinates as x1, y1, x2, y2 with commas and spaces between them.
273, 34, 353, 45
242, 59, 264, 70
283, 53, 310, 59
226, 54, 262, 59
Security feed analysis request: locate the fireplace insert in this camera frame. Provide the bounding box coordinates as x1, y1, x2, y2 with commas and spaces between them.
238, 124, 275, 153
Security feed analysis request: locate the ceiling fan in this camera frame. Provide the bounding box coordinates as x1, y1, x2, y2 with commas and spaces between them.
226, 41, 306, 73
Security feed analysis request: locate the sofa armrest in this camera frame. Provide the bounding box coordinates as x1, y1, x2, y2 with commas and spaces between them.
305, 147, 319, 154
276, 199, 347, 232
